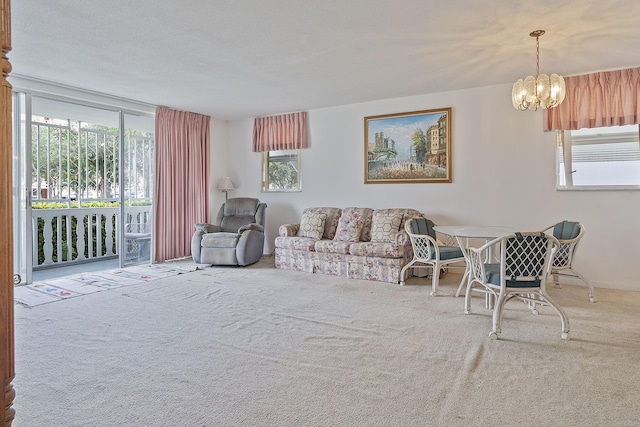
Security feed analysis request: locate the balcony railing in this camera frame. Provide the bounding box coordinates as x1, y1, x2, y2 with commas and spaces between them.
32, 205, 151, 269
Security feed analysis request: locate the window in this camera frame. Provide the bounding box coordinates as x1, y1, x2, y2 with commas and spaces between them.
262, 149, 301, 192
556, 125, 640, 190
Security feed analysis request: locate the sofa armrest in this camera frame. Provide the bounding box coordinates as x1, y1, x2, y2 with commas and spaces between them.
279, 223, 300, 237
394, 230, 410, 246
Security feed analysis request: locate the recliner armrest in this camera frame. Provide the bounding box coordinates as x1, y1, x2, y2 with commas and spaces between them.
238, 223, 264, 233
195, 223, 221, 233
192, 223, 221, 264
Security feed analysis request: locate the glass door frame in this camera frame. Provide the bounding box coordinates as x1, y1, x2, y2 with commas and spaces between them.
12, 92, 32, 285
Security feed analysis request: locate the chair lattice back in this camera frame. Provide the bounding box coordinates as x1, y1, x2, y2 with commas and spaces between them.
469, 248, 486, 284
407, 231, 436, 262
552, 241, 574, 268
468, 232, 559, 286
504, 233, 553, 280
548, 220, 583, 269
438, 233, 458, 247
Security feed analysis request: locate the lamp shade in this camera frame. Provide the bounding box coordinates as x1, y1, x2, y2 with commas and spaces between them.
217, 176, 235, 191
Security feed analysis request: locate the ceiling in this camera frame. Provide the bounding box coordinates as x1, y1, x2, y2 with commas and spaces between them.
9, 0, 640, 120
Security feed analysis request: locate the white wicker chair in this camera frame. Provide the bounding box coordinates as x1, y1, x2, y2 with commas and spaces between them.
464, 231, 570, 340
542, 220, 595, 303
400, 217, 466, 296
124, 221, 152, 261
124, 209, 152, 262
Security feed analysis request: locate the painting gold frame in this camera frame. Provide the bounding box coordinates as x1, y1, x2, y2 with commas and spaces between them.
364, 107, 452, 184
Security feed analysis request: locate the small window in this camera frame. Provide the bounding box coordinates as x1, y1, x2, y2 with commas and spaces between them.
262, 149, 301, 192
556, 124, 640, 190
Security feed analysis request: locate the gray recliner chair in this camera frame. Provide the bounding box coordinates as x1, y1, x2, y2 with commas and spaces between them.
191, 197, 267, 266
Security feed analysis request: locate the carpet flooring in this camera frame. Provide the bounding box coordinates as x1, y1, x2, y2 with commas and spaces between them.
12, 256, 640, 426
14, 262, 199, 307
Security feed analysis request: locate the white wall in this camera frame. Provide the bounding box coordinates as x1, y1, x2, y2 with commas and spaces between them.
14, 75, 637, 291
209, 116, 231, 217
221, 83, 640, 292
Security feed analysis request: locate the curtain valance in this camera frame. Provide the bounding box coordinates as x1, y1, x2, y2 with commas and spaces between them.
252, 111, 308, 152
544, 67, 640, 131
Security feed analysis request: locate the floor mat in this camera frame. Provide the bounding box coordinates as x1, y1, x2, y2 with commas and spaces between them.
14, 262, 199, 307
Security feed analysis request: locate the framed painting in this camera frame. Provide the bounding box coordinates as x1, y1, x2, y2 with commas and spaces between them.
364, 107, 452, 184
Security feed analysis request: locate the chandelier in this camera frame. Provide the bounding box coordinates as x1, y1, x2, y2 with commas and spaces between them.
512, 30, 566, 111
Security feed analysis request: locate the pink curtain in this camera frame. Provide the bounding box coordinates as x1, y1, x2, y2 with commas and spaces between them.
154, 106, 210, 262
544, 67, 640, 131
252, 111, 308, 152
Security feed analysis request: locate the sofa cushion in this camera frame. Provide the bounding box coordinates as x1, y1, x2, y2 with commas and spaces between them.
358, 208, 374, 242
297, 212, 327, 239
315, 240, 352, 254
274, 236, 318, 251
370, 211, 403, 243
373, 208, 422, 231
349, 241, 404, 258
302, 207, 342, 240
333, 208, 370, 242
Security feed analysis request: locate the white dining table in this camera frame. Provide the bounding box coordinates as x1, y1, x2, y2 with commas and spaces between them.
433, 225, 517, 298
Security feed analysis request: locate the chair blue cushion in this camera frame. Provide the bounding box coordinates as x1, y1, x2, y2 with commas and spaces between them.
553, 220, 580, 240
409, 217, 437, 240
485, 263, 501, 285
484, 263, 541, 288
434, 246, 464, 260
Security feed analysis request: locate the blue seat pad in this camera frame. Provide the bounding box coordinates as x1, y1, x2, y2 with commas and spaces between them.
484, 263, 541, 288
434, 246, 464, 260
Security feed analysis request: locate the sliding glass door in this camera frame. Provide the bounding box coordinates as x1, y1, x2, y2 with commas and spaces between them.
12, 93, 155, 283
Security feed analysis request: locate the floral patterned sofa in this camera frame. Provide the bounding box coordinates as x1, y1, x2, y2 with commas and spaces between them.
274, 207, 423, 283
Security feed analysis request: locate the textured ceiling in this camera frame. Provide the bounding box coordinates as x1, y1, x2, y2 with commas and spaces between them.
9, 0, 640, 120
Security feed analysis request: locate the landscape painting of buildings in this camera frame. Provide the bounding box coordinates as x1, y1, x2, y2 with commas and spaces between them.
365, 108, 451, 183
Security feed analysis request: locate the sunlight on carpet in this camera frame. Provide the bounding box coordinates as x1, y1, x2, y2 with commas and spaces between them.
14, 262, 199, 307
